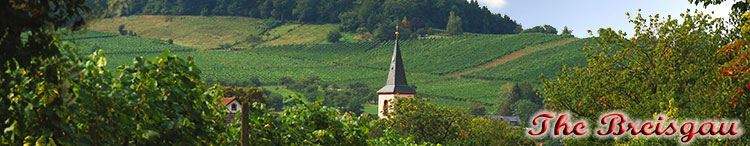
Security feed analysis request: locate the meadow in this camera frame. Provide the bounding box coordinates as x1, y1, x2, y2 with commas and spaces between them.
88, 15, 343, 49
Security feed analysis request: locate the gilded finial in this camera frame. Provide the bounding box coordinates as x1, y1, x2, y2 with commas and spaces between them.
395, 25, 399, 36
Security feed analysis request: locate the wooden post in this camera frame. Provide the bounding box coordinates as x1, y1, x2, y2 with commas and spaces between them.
240, 99, 249, 146
240, 88, 264, 146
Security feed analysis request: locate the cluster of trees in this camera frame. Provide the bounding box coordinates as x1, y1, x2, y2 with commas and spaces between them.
221, 94, 534, 145
106, 0, 521, 37
379, 97, 535, 145
541, 0, 750, 145
494, 82, 544, 122
520, 24, 558, 34
280, 76, 376, 114
117, 24, 137, 36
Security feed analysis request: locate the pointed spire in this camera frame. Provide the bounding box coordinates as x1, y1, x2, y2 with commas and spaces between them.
378, 25, 415, 94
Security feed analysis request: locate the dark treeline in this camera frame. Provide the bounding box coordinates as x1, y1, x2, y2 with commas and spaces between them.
110, 0, 521, 35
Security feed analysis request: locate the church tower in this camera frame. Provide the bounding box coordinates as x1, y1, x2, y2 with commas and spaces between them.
377, 26, 416, 118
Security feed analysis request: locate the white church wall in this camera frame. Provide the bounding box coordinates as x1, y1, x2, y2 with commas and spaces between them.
377, 94, 415, 118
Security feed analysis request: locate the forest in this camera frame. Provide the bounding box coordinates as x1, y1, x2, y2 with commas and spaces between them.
105, 0, 521, 35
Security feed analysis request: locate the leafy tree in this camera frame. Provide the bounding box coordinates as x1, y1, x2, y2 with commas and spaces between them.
561, 26, 572, 35
224, 95, 377, 145
446, 11, 463, 35
2, 48, 229, 145
543, 25, 558, 34
266, 93, 284, 111
521, 25, 558, 34
450, 118, 536, 145
326, 30, 342, 43
118, 24, 127, 35
540, 8, 750, 145
383, 97, 470, 144
279, 76, 295, 85
374, 22, 396, 41
495, 82, 542, 116
292, 0, 320, 22
510, 99, 538, 122
467, 103, 486, 116
383, 97, 535, 145
0, 0, 89, 70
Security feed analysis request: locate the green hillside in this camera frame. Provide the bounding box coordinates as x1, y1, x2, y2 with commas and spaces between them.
88, 15, 342, 49
464, 39, 592, 81
72, 23, 587, 112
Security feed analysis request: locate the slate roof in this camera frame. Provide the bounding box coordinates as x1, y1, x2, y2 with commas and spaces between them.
377, 35, 416, 94
485, 115, 522, 126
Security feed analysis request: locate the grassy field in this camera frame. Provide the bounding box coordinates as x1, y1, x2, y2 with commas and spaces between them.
88, 15, 345, 49
71, 24, 587, 113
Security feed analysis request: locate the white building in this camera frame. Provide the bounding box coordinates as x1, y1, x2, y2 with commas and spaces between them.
377, 29, 416, 118
221, 97, 242, 113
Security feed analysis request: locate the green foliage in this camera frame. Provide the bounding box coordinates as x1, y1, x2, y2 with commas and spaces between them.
284, 76, 374, 114
521, 25, 559, 34
494, 82, 543, 118
326, 30, 342, 43
1, 43, 228, 145
510, 99, 538, 122
383, 97, 535, 145
224, 95, 377, 145
467, 103, 486, 116
0, 0, 89, 70
383, 97, 470, 144
67, 31, 195, 55
451, 118, 536, 145
118, 25, 127, 35
223, 86, 266, 104
446, 11, 463, 36
561, 26, 572, 35
539, 9, 750, 144
104, 0, 520, 35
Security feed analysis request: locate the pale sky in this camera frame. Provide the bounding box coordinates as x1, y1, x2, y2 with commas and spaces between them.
473, 0, 733, 37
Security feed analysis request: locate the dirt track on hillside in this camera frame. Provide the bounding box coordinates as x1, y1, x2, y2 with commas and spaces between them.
453, 38, 578, 79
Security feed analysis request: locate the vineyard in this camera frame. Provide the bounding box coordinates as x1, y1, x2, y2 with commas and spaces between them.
66, 31, 195, 54
337, 33, 570, 74
70, 30, 586, 113
463, 39, 591, 81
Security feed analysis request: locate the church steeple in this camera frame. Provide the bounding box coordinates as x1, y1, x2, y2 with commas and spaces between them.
377, 25, 415, 94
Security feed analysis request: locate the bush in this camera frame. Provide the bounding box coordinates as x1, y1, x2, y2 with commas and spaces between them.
326, 30, 342, 43
1, 47, 229, 145
118, 24, 127, 35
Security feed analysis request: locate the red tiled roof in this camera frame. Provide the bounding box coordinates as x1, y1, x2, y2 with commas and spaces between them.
221, 97, 237, 105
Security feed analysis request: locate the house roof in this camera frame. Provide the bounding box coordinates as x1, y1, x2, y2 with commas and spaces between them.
377, 33, 416, 93
485, 115, 522, 126
220, 97, 238, 106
